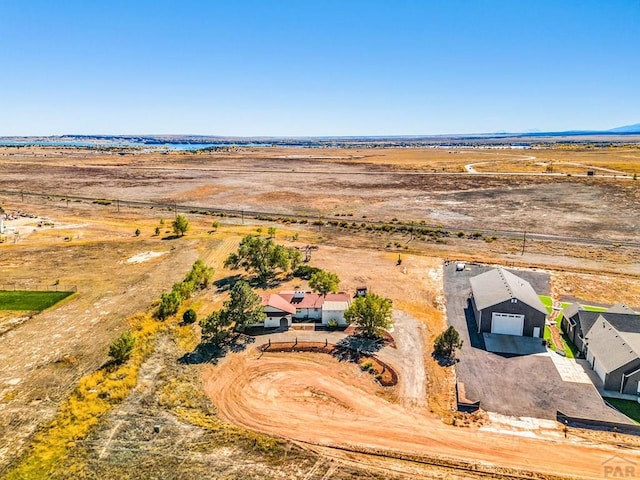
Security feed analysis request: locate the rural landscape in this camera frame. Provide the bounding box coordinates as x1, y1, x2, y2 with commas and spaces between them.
2, 1, 640, 478
1, 139, 639, 479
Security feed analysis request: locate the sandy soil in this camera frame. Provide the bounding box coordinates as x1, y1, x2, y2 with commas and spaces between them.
205, 351, 639, 479
125, 251, 167, 264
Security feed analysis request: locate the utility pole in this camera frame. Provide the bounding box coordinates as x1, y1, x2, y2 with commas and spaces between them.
241, 209, 244, 225
521, 231, 527, 256
117, 199, 120, 213
174, 202, 177, 217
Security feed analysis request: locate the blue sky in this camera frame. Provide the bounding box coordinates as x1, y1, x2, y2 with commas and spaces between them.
1, 1, 639, 136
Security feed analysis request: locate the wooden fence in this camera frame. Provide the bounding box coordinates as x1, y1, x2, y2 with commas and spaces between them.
0, 283, 77, 293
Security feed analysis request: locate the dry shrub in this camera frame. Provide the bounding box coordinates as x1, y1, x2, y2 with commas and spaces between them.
7, 312, 166, 479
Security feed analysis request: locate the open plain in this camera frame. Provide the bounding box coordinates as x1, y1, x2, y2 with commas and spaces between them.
1, 144, 640, 478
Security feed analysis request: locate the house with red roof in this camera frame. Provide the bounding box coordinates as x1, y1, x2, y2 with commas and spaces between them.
260, 293, 297, 328
259, 291, 352, 328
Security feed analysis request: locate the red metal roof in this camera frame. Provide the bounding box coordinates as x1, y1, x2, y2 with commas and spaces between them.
278, 292, 324, 309
261, 294, 297, 315
325, 293, 351, 302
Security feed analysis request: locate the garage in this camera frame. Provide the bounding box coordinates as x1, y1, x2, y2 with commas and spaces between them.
593, 358, 607, 383
469, 268, 547, 338
491, 312, 524, 336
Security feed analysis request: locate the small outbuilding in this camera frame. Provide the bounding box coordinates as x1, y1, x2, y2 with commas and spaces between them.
469, 268, 547, 338
320, 293, 352, 325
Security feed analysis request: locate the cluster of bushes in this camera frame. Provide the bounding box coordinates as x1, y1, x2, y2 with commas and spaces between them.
224, 235, 303, 282
245, 212, 499, 246
156, 259, 214, 320
255, 215, 308, 225
179, 209, 238, 219
360, 360, 383, 382
292, 265, 323, 280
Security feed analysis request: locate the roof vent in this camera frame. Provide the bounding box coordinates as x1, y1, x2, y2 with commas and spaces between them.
498, 269, 514, 298
293, 291, 305, 300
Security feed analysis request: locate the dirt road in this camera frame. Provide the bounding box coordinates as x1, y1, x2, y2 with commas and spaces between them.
205, 351, 639, 479
383, 311, 427, 408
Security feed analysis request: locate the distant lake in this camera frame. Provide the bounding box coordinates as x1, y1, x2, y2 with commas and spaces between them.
0, 141, 273, 150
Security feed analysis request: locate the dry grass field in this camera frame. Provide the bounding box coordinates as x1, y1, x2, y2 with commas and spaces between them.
1, 145, 639, 243
1, 145, 639, 478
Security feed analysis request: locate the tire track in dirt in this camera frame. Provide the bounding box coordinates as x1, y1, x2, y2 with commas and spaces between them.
204, 351, 640, 479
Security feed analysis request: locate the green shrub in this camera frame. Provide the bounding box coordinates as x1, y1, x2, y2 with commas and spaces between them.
293, 265, 322, 280
360, 361, 373, 372
156, 291, 182, 320
183, 309, 197, 325
108, 332, 136, 365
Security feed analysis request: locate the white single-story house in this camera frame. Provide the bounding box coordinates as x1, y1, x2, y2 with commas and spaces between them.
260, 293, 297, 328
260, 291, 352, 327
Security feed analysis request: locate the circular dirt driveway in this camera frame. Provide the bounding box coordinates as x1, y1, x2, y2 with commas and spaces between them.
204, 350, 638, 478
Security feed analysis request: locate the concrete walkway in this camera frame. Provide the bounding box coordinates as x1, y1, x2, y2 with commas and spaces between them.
548, 352, 593, 384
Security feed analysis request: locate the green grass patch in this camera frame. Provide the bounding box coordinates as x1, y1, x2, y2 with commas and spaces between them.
544, 326, 555, 350
538, 295, 553, 314
554, 312, 578, 358
605, 398, 640, 424
583, 305, 608, 312
559, 332, 578, 358
0, 290, 73, 311
559, 301, 607, 312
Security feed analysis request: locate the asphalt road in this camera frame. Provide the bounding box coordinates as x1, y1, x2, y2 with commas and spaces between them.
443, 262, 631, 422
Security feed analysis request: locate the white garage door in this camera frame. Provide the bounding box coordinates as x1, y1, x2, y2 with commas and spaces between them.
491, 312, 524, 336
586, 349, 594, 365
593, 358, 606, 383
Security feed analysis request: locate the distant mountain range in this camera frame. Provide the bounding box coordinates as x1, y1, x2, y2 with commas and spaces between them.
608, 123, 640, 133
1, 123, 639, 147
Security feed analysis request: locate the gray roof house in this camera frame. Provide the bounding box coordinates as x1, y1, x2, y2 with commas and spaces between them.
470, 268, 547, 338
562, 303, 640, 395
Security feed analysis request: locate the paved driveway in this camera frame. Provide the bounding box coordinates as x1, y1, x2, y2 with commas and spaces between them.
444, 262, 631, 423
